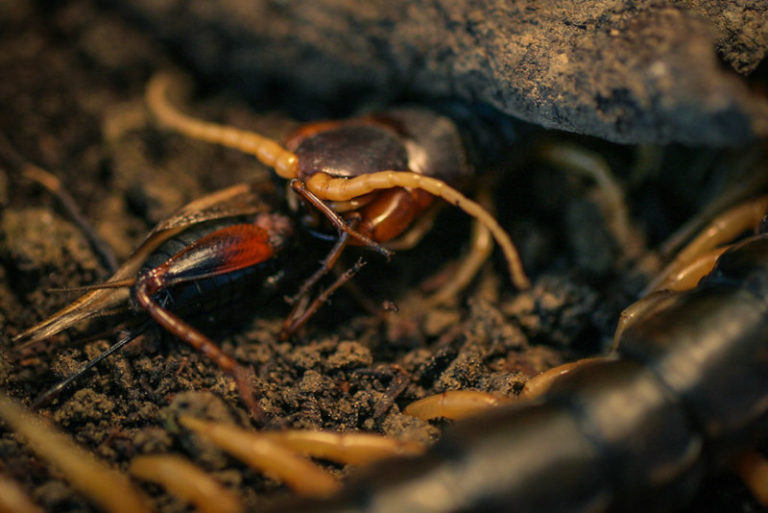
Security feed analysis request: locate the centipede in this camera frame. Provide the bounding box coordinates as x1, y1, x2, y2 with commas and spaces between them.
261, 227, 768, 513
5, 85, 767, 513
3, 8, 767, 511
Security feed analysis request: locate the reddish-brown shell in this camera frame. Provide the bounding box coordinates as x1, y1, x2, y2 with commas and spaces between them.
286, 107, 472, 186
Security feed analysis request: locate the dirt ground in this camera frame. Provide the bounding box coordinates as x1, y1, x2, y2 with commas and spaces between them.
0, 2, 766, 512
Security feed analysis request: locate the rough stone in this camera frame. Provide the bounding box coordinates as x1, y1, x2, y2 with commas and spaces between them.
125, 0, 768, 144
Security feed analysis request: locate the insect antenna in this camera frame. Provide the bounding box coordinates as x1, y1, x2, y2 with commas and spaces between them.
45, 278, 137, 293
31, 321, 152, 409
0, 136, 119, 276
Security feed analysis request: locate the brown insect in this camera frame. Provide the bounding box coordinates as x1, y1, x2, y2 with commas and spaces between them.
12, 181, 357, 414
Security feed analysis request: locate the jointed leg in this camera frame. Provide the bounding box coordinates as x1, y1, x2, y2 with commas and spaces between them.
618, 196, 768, 347
402, 357, 610, 421
659, 151, 768, 258
179, 416, 340, 497
134, 277, 261, 416
291, 179, 393, 258
256, 430, 424, 465
404, 390, 508, 421
519, 357, 611, 399
148, 73, 528, 289
384, 203, 442, 251
428, 186, 495, 305
616, 247, 729, 348
177, 416, 428, 496
0, 394, 151, 513
130, 224, 286, 417
612, 290, 676, 351
645, 195, 768, 294
281, 258, 366, 339
647, 246, 728, 293
306, 172, 530, 290
428, 219, 493, 306
281, 229, 352, 338
129, 455, 243, 513
538, 142, 641, 261
286, 231, 352, 306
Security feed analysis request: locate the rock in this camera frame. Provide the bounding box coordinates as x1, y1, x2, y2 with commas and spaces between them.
126, 0, 768, 144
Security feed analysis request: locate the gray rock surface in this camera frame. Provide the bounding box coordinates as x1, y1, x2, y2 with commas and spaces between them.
128, 1, 768, 144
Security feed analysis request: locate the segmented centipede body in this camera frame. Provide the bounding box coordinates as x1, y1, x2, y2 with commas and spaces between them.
264, 233, 768, 513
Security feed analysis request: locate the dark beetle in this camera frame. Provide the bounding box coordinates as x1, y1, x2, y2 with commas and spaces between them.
13, 182, 307, 414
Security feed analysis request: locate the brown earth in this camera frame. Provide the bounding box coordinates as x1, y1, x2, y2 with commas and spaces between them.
0, 2, 766, 513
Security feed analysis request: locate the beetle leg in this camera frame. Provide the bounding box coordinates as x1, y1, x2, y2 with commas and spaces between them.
133, 224, 284, 417
305, 171, 531, 290
280, 228, 352, 338
290, 179, 393, 258
135, 277, 261, 416
281, 258, 366, 340
285, 229, 353, 307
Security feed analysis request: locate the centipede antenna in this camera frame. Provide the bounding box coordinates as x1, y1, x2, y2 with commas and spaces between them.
31, 322, 150, 409
306, 172, 531, 290
146, 72, 299, 179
